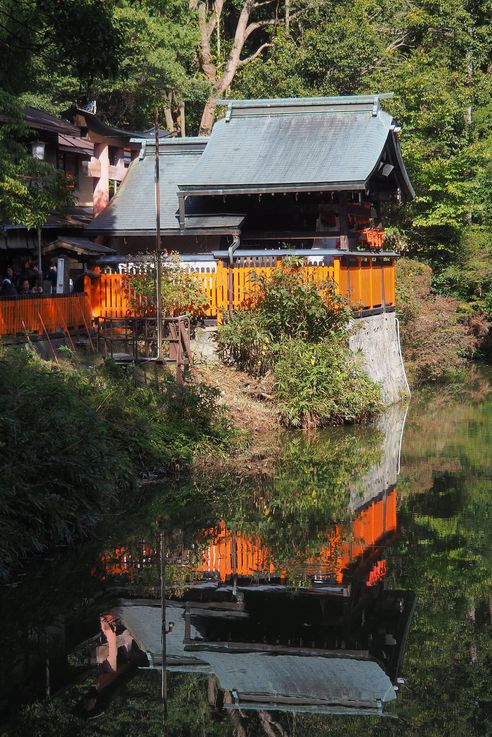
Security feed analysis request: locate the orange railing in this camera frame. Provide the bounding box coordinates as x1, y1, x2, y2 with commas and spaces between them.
0, 293, 93, 337
99, 487, 397, 584
88, 256, 396, 324
338, 256, 395, 311
196, 488, 397, 584
0, 256, 396, 338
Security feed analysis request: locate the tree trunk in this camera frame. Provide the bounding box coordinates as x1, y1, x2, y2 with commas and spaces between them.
200, 95, 220, 135
195, 0, 276, 135
164, 105, 175, 132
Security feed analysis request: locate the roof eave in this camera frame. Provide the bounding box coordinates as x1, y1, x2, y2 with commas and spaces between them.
178, 182, 368, 197
85, 227, 242, 237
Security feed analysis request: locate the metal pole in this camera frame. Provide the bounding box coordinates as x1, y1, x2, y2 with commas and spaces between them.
155, 109, 163, 359
160, 531, 168, 723
227, 235, 240, 318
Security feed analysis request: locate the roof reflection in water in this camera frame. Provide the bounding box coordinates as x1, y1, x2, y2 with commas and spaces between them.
97, 405, 415, 719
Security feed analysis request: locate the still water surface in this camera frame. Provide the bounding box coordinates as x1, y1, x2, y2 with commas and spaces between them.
1, 368, 491, 736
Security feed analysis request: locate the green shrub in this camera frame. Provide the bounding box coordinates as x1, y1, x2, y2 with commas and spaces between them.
217, 262, 381, 426
125, 251, 210, 316
217, 262, 352, 377
248, 263, 351, 341
396, 258, 479, 385
216, 309, 272, 375
273, 337, 382, 428
0, 348, 232, 577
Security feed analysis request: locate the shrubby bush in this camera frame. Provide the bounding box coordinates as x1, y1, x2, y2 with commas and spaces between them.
217, 262, 381, 427
396, 258, 479, 385
274, 337, 381, 428
0, 348, 231, 577
125, 251, 210, 316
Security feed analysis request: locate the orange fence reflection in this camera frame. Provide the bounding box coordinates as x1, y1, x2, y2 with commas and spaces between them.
100, 488, 397, 587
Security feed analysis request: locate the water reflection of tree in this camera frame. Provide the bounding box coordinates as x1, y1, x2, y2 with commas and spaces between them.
378, 368, 492, 737
217, 429, 382, 576
96, 425, 383, 585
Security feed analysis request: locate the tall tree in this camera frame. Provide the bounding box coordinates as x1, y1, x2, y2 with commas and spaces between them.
0, 0, 122, 225
191, 0, 288, 134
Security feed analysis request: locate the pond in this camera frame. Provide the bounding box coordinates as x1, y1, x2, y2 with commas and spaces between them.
1, 368, 491, 737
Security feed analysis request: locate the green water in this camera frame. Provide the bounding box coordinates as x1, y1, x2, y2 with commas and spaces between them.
1, 368, 491, 736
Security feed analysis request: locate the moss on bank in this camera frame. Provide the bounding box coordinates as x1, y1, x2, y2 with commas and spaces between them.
0, 347, 233, 578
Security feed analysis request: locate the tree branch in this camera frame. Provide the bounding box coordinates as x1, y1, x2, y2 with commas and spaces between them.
238, 41, 273, 66
385, 34, 409, 52
245, 16, 278, 39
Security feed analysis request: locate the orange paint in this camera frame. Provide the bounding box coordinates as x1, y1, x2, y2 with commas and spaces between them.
100, 489, 398, 586
0, 294, 93, 337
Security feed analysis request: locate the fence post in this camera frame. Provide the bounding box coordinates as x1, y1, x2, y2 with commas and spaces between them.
216, 260, 224, 325
333, 257, 340, 293
357, 257, 362, 307
369, 257, 374, 310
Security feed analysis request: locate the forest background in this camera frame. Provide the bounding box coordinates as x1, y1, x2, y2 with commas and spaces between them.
1, 0, 492, 359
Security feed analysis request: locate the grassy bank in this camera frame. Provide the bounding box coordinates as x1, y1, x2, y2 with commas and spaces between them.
0, 347, 233, 578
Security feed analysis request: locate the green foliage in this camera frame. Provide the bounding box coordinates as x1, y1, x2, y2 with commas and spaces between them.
217, 263, 351, 376
0, 348, 232, 577
220, 427, 382, 573
432, 226, 492, 311
250, 264, 351, 340
96, 1, 207, 129
125, 252, 210, 317
396, 258, 479, 385
273, 337, 382, 428
218, 264, 381, 426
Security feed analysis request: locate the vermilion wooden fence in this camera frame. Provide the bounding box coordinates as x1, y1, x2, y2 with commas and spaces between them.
87, 257, 396, 324
0, 293, 93, 337
0, 257, 396, 337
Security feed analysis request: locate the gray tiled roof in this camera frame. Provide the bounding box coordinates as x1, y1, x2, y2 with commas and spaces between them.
179, 95, 414, 197
86, 139, 209, 234
116, 604, 396, 713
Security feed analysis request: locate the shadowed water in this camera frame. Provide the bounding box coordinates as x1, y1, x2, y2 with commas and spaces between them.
1, 368, 491, 736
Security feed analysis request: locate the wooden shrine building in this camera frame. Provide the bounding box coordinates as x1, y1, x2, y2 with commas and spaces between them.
85, 93, 414, 255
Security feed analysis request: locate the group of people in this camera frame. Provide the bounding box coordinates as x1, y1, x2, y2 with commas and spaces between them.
0, 259, 57, 297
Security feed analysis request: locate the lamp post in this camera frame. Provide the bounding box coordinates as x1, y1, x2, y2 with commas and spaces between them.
31, 140, 46, 287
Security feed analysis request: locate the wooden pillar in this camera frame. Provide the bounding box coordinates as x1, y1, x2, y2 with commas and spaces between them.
369, 257, 373, 309
381, 258, 386, 311
357, 257, 362, 307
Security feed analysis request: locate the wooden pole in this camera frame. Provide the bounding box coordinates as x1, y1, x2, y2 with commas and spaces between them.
155, 109, 163, 359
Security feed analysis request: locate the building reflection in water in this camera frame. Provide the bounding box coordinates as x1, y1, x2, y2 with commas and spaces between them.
89, 404, 415, 719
